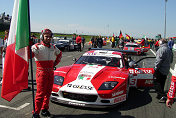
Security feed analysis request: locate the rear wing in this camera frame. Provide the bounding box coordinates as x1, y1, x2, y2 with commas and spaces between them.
88, 48, 138, 55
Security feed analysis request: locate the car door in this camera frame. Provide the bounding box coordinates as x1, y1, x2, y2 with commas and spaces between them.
128, 57, 155, 88
128, 68, 154, 87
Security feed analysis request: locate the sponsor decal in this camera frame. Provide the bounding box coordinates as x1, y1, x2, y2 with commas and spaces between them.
68, 102, 85, 106
129, 69, 134, 74
87, 65, 99, 68
78, 74, 92, 80
86, 52, 96, 56
169, 81, 175, 97
114, 94, 126, 103
110, 76, 125, 80
145, 80, 153, 84
86, 78, 91, 80
67, 84, 93, 90
80, 71, 94, 75
130, 78, 137, 86
129, 69, 152, 74
112, 90, 124, 97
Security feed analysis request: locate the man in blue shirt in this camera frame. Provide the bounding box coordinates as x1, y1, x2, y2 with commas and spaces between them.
168, 38, 174, 50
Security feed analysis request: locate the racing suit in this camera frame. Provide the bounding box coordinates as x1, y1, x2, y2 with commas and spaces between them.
76, 36, 82, 51
167, 76, 176, 101
31, 41, 62, 114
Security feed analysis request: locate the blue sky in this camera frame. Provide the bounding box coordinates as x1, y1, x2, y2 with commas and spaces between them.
0, 0, 176, 38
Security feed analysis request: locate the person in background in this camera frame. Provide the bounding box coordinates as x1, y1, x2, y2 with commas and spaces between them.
168, 38, 174, 51
30, 33, 36, 46
97, 35, 103, 48
131, 37, 134, 42
115, 36, 119, 48
81, 36, 85, 48
76, 35, 82, 52
31, 29, 62, 118
72, 34, 76, 45
153, 39, 173, 103
93, 37, 98, 48
0, 30, 9, 85
118, 38, 124, 50
140, 38, 145, 46
155, 39, 160, 51
151, 39, 154, 49
111, 36, 115, 48
91, 36, 95, 48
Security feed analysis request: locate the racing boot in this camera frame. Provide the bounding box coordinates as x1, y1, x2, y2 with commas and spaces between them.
41, 109, 51, 117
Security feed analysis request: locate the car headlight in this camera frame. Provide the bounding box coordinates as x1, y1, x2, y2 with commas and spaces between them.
98, 81, 118, 90
54, 76, 64, 86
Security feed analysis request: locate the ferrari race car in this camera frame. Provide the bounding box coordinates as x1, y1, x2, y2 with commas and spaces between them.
51, 49, 154, 108
123, 42, 150, 55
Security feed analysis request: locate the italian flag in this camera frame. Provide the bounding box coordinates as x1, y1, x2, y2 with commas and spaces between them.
1, 0, 29, 101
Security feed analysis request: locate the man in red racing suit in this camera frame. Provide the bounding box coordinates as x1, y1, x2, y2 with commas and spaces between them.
166, 75, 176, 108
32, 29, 62, 118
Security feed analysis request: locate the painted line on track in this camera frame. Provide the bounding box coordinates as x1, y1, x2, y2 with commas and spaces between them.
0, 103, 30, 110
150, 49, 176, 75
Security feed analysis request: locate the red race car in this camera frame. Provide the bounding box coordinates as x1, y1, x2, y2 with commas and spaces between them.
51, 49, 155, 108
123, 42, 150, 55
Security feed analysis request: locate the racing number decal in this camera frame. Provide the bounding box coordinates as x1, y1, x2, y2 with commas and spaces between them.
129, 68, 154, 87
129, 78, 137, 86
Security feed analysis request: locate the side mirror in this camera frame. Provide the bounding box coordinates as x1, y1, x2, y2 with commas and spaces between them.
129, 61, 136, 68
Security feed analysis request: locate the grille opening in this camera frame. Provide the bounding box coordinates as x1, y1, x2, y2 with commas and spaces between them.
101, 100, 110, 103
62, 92, 98, 102
52, 93, 59, 97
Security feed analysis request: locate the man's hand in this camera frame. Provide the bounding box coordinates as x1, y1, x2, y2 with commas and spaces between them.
166, 98, 174, 108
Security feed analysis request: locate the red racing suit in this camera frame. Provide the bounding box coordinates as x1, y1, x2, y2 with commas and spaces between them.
76, 36, 82, 44
167, 76, 176, 100
31, 41, 62, 114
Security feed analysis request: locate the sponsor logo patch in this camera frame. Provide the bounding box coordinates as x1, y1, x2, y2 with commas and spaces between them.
169, 81, 175, 97
110, 76, 125, 79
68, 102, 85, 106
129, 69, 152, 74
67, 84, 93, 90
145, 80, 153, 84
114, 94, 126, 103
78, 74, 92, 80
112, 90, 124, 97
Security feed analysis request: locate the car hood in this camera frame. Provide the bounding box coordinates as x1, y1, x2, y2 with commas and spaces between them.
59, 64, 124, 94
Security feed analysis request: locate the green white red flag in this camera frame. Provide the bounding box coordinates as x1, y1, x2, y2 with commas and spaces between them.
1, 0, 29, 101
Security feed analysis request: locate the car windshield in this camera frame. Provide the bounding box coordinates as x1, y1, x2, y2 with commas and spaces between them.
125, 45, 140, 48
75, 56, 123, 68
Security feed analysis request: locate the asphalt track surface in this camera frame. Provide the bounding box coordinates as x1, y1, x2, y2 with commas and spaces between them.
0, 43, 176, 118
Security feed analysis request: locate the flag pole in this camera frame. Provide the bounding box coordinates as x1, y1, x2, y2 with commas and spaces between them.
27, 0, 36, 112
164, 0, 167, 40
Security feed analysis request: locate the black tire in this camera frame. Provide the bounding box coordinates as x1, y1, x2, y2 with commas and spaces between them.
126, 79, 130, 99
67, 46, 70, 51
